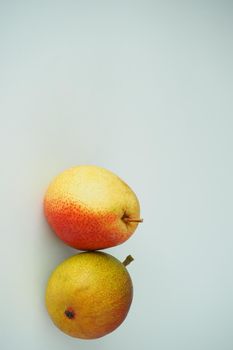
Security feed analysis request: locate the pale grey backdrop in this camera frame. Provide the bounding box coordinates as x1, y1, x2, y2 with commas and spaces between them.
0, 1, 233, 349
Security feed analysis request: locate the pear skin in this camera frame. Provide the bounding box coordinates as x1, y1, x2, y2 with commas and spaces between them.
44, 165, 142, 250
45, 252, 133, 339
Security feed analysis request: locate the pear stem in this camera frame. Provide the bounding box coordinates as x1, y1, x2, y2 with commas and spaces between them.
124, 218, 143, 223
123, 255, 134, 267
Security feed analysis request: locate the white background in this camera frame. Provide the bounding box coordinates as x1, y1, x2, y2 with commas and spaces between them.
0, 1, 233, 349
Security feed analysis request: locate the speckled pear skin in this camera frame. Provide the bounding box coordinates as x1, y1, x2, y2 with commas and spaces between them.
44, 165, 140, 250
45, 252, 133, 339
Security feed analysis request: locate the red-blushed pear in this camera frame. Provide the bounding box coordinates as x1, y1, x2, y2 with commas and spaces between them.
45, 252, 134, 339
44, 165, 143, 250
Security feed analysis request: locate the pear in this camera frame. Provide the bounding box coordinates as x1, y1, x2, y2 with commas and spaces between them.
44, 165, 142, 250
45, 252, 134, 339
